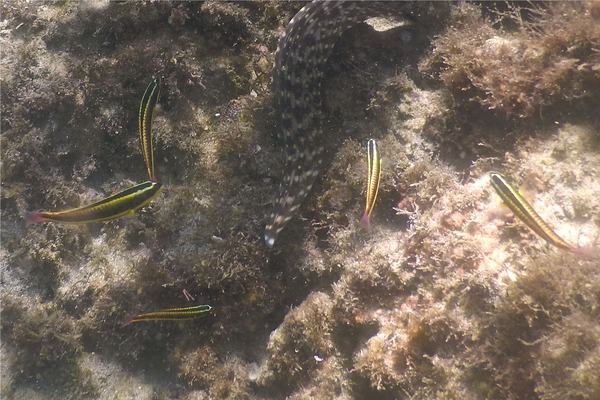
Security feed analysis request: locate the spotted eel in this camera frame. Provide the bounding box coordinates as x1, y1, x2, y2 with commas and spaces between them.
264, 0, 417, 247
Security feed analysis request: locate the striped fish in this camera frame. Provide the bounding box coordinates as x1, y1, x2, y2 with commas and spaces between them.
490, 172, 578, 253
360, 139, 382, 231
25, 181, 163, 225
121, 304, 212, 327
138, 77, 161, 182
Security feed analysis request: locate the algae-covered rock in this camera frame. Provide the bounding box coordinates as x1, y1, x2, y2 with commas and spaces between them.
1, 1, 599, 399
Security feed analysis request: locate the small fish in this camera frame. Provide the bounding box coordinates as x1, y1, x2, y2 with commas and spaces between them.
121, 304, 212, 327
360, 139, 382, 231
139, 77, 161, 182
490, 172, 578, 253
25, 181, 163, 225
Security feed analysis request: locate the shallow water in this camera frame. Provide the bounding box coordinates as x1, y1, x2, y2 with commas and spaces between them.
2, 2, 600, 399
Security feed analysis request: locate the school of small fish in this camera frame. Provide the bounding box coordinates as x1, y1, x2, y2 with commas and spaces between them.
24, 1, 595, 327
26, 78, 164, 225
24, 78, 197, 323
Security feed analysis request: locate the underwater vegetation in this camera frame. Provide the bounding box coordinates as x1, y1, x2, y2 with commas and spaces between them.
1, 1, 600, 399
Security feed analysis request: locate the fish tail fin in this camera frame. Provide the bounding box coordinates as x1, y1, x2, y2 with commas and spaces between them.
571, 245, 599, 260
24, 211, 46, 225
120, 316, 135, 327
360, 212, 372, 231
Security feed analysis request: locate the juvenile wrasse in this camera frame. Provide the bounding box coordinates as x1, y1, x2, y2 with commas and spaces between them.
360, 139, 382, 231
139, 77, 161, 182
121, 304, 212, 327
490, 172, 578, 253
264, 0, 413, 247
25, 181, 163, 225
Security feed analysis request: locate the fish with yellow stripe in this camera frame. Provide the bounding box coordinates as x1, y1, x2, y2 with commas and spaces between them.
360, 139, 382, 231
25, 181, 163, 225
139, 77, 161, 182
121, 304, 212, 327
490, 172, 596, 258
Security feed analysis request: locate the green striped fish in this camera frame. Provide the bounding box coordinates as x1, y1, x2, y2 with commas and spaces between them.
490, 172, 586, 254
360, 139, 382, 231
121, 304, 212, 327
25, 181, 163, 225
139, 77, 161, 182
